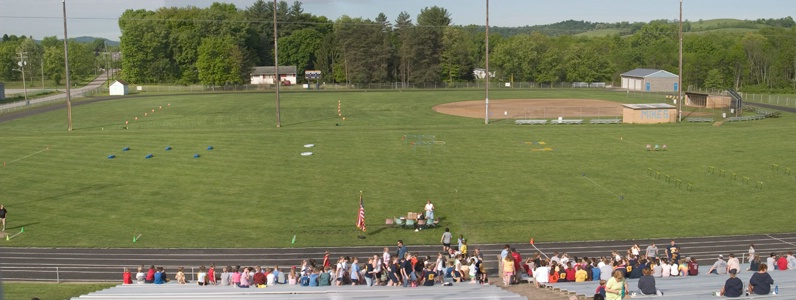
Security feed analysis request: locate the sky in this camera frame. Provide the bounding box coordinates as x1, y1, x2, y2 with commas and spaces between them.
0, 0, 792, 40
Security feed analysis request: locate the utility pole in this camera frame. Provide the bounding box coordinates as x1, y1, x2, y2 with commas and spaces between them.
104, 40, 110, 88
17, 51, 29, 106
41, 57, 44, 92
273, 0, 281, 128
63, 0, 73, 131
484, 0, 490, 125
678, 0, 684, 122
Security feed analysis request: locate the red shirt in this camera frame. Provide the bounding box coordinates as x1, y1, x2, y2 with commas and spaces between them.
207, 268, 216, 282
323, 255, 330, 267
565, 268, 576, 281
253, 272, 266, 285
123, 271, 132, 284
146, 269, 155, 281
511, 252, 522, 273
778, 257, 788, 270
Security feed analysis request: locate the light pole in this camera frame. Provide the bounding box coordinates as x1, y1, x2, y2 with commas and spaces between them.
63, 0, 73, 131
484, 0, 490, 125
678, 0, 683, 122
273, 0, 281, 128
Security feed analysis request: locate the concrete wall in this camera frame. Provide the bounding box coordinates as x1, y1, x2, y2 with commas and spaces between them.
622, 107, 677, 124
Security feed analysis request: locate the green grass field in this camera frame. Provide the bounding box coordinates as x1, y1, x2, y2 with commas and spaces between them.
2, 283, 116, 300
1, 89, 793, 248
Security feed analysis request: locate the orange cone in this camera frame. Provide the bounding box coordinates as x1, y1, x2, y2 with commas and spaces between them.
530, 238, 534, 245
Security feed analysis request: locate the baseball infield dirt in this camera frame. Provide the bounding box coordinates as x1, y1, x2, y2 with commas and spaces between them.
433, 99, 623, 119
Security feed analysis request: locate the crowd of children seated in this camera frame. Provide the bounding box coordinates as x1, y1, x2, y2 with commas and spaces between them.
122, 240, 489, 288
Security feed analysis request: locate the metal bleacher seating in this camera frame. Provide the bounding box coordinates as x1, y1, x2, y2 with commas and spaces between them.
686, 117, 714, 123
547, 263, 795, 300
550, 119, 584, 125
515, 119, 548, 125
71, 281, 526, 300
589, 119, 622, 124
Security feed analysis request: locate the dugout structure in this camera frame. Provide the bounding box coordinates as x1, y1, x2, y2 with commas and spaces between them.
622, 103, 677, 124
685, 92, 731, 109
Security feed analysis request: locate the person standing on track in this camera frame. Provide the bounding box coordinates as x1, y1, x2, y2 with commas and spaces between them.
440, 228, 452, 251
0, 204, 7, 231
645, 243, 658, 259
665, 240, 680, 263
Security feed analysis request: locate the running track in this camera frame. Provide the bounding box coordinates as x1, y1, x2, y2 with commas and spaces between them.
2, 233, 796, 282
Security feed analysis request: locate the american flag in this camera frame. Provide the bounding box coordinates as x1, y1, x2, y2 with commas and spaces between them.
356, 193, 366, 232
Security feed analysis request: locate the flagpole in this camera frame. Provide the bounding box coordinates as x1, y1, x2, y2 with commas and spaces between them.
357, 191, 366, 240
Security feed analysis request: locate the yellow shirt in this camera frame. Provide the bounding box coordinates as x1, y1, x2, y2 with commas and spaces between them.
461, 244, 468, 255
503, 260, 515, 273
575, 269, 587, 282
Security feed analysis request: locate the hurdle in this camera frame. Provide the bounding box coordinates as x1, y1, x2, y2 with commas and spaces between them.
755, 181, 764, 191
708, 166, 715, 174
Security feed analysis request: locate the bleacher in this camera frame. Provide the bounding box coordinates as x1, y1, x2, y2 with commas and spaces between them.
515, 119, 548, 125
589, 119, 622, 124
71, 282, 525, 300
543, 263, 795, 299
550, 119, 584, 125
686, 117, 714, 123
726, 115, 766, 122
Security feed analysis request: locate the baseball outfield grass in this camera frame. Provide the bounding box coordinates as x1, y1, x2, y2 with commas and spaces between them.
0, 89, 793, 248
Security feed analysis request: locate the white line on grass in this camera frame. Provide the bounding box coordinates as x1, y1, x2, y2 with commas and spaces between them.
8, 147, 50, 165
581, 174, 623, 200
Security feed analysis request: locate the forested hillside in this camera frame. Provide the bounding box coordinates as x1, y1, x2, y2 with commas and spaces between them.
116, 1, 794, 91
3, 1, 794, 93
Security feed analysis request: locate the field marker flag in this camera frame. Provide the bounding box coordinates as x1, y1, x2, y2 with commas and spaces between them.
356, 191, 366, 234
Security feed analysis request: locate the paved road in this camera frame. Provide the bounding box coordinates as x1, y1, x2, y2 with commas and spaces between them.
2, 233, 796, 282
0, 72, 111, 112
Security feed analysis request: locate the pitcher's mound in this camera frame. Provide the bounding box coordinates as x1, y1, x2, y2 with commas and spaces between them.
433, 99, 623, 119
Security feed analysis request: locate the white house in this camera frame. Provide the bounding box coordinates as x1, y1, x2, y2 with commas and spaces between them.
251, 66, 298, 85
473, 68, 496, 79
109, 80, 129, 96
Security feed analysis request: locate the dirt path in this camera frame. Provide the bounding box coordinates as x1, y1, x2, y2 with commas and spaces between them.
433, 99, 623, 119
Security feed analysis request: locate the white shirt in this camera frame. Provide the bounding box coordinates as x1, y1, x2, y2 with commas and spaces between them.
383, 252, 391, 266
266, 273, 276, 285
534, 266, 549, 283
670, 263, 679, 276
727, 257, 740, 272
661, 264, 671, 277
197, 272, 207, 283
425, 203, 434, 212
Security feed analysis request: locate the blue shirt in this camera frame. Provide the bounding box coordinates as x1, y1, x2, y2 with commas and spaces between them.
299, 275, 309, 286
592, 267, 601, 282
154, 272, 164, 284
397, 246, 407, 259
308, 274, 319, 286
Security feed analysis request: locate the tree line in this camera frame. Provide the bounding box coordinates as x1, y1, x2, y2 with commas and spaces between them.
117, 1, 795, 92
3, 1, 794, 93
0, 34, 110, 86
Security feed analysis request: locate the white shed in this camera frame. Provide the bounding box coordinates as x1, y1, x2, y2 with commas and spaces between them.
109, 80, 129, 96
